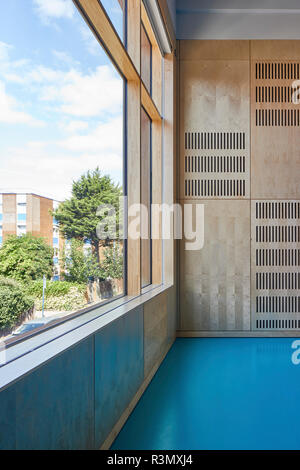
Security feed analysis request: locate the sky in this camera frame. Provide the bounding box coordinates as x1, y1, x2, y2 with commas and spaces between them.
0, 0, 124, 201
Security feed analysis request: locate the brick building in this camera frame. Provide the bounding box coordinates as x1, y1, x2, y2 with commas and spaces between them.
0, 193, 63, 279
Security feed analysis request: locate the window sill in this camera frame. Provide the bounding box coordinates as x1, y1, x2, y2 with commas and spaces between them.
0, 282, 173, 392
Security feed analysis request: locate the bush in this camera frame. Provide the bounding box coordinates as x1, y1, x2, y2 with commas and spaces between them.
24, 280, 86, 299
34, 287, 87, 312
0, 278, 34, 330
0, 234, 53, 281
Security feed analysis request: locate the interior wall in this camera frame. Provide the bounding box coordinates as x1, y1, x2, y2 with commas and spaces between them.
0, 288, 177, 450
178, 40, 300, 333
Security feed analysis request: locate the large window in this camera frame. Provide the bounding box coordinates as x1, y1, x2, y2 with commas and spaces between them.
0, 0, 173, 349
0, 0, 125, 341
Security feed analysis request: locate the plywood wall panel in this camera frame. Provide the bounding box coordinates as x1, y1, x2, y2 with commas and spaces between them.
179, 39, 300, 333
180, 40, 250, 61
251, 41, 300, 61
180, 41, 250, 200
179, 200, 250, 331
251, 55, 300, 199
251, 200, 300, 330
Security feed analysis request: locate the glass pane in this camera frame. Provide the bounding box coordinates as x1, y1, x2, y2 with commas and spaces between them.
100, 0, 126, 44
141, 25, 152, 94
141, 108, 152, 288
0, 0, 125, 342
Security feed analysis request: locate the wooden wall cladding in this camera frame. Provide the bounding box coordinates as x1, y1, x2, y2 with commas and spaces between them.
179, 200, 250, 331
179, 40, 250, 200
251, 41, 300, 199
179, 40, 300, 333
251, 201, 300, 330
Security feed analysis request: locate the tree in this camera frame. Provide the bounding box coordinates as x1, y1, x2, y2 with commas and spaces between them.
62, 239, 101, 284
102, 244, 124, 280
53, 168, 122, 263
0, 234, 53, 281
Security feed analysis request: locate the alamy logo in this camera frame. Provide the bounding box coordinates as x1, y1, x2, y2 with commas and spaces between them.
292, 81, 300, 105
96, 198, 205, 251
291, 340, 300, 365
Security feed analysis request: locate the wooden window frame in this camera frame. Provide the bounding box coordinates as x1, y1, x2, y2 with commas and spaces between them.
74, 0, 174, 295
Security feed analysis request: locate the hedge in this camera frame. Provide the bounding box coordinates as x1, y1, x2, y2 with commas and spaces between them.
0, 278, 34, 330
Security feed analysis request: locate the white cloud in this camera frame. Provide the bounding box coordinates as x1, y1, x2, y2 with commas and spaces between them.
60, 116, 122, 153
33, 0, 75, 21
0, 42, 11, 61
79, 24, 102, 57
41, 65, 123, 117
0, 81, 43, 126
62, 120, 89, 133
2, 138, 123, 201
52, 50, 79, 67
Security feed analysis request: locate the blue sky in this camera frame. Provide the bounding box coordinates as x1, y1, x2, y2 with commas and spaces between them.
0, 0, 124, 201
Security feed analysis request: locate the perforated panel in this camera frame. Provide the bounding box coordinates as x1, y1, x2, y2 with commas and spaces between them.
251, 57, 300, 199
252, 201, 300, 330
180, 48, 250, 200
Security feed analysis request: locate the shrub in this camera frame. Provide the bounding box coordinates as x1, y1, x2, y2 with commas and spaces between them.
0, 234, 53, 281
34, 287, 87, 312
0, 278, 34, 330
24, 280, 86, 299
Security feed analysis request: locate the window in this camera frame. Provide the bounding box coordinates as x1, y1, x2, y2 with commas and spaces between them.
100, 0, 126, 44
0, 0, 174, 351
141, 25, 152, 94
141, 107, 152, 288
0, 0, 125, 340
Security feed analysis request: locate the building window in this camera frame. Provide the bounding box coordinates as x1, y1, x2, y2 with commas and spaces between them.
17, 225, 27, 237
141, 107, 152, 288
17, 214, 26, 222
141, 24, 152, 95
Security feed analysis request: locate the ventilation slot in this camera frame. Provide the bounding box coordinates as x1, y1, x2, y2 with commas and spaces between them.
184, 179, 246, 197
256, 249, 300, 267
255, 202, 300, 219
256, 296, 300, 313
184, 132, 246, 150
256, 86, 300, 103
256, 272, 300, 290
184, 156, 246, 174
255, 62, 300, 80
256, 109, 300, 126
256, 225, 300, 243
256, 319, 300, 330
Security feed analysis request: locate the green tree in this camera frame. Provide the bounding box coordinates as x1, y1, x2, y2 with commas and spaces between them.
62, 239, 101, 284
102, 244, 124, 280
0, 234, 53, 281
53, 168, 122, 263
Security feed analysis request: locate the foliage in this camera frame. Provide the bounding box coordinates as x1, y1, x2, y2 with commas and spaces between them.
24, 280, 86, 299
0, 278, 34, 330
34, 287, 87, 312
102, 244, 124, 280
0, 234, 53, 281
62, 239, 124, 283
53, 168, 122, 261
62, 239, 102, 284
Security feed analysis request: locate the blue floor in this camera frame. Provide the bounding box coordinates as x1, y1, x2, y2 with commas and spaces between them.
111, 338, 300, 450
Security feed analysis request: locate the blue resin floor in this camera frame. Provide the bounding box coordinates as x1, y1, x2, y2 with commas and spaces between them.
111, 338, 300, 450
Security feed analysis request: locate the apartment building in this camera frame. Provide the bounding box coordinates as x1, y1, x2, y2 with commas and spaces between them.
0, 193, 62, 279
